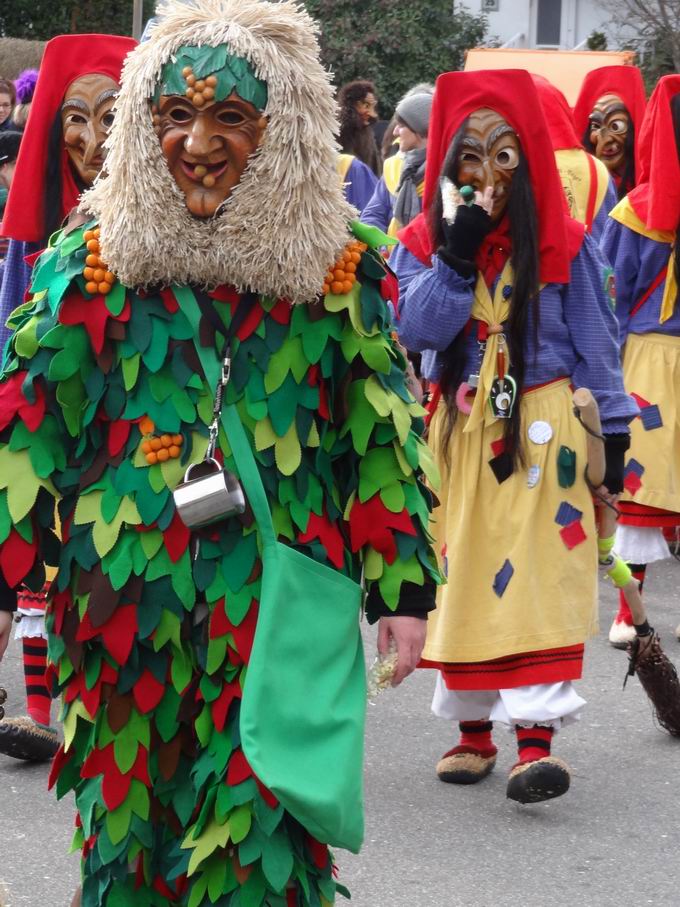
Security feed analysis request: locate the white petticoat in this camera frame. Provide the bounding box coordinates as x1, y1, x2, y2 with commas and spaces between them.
614, 525, 671, 564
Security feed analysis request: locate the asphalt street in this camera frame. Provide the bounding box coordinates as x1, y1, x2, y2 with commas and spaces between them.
1, 558, 679, 907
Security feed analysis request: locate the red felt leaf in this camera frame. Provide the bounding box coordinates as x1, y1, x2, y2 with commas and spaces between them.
162, 511, 191, 563
208, 597, 230, 639
0, 371, 46, 432
287, 889, 297, 907
102, 762, 132, 811
0, 529, 37, 587
159, 288, 179, 313
108, 419, 131, 457
230, 600, 258, 664
64, 662, 118, 717
307, 834, 329, 869
131, 745, 151, 786
559, 520, 587, 550
348, 496, 417, 565
211, 678, 241, 732
226, 748, 253, 786
59, 290, 131, 355
237, 303, 264, 341
76, 603, 138, 666
269, 298, 292, 325
133, 669, 165, 714
380, 269, 399, 307
298, 510, 345, 569
153, 876, 178, 899
47, 743, 71, 790
208, 286, 239, 304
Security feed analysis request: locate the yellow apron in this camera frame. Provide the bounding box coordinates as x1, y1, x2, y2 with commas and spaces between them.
619, 333, 680, 514
423, 272, 598, 664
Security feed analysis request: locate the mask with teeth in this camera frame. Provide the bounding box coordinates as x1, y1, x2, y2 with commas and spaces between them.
152, 45, 269, 217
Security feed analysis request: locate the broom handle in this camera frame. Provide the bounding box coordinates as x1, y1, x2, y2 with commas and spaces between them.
573, 390, 649, 629
572, 388, 605, 488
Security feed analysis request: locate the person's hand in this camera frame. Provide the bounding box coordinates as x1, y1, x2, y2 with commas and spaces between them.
377, 615, 427, 687
440, 193, 492, 264
0, 611, 13, 661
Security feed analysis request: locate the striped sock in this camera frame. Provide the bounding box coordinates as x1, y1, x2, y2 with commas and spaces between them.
23, 637, 51, 726
458, 720, 496, 757
615, 563, 646, 625
515, 724, 553, 764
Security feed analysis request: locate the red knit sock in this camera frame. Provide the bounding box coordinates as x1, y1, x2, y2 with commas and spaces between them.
515, 725, 553, 765
456, 720, 497, 757
23, 637, 51, 726
615, 564, 646, 625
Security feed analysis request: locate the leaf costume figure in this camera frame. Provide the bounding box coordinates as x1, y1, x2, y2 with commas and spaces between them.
0, 2, 438, 904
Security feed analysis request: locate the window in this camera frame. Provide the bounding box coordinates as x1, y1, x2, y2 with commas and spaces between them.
536, 0, 562, 46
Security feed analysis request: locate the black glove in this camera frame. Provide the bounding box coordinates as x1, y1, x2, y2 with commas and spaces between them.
0, 571, 17, 613
603, 433, 630, 494
437, 204, 492, 276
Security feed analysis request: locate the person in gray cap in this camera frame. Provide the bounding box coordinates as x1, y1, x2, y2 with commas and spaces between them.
362, 85, 433, 236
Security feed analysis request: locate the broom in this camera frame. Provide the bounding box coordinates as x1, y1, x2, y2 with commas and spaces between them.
573, 388, 680, 737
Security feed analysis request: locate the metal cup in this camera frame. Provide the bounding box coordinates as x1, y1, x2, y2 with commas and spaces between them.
173, 458, 246, 529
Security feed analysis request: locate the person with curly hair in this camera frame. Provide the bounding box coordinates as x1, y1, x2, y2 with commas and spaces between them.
338, 78, 381, 176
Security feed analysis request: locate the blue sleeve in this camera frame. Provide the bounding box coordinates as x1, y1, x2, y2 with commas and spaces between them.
563, 235, 638, 433
361, 178, 394, 232
0, 239, 34, 353
344, 159, 379, 215
391, 243, 476, 353
600, 217, 638, 343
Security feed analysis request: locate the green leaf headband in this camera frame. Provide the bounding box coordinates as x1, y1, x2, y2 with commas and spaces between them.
154, 44, 268, 111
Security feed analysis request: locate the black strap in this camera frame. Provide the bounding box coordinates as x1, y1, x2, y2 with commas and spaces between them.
193, 288, 257, 350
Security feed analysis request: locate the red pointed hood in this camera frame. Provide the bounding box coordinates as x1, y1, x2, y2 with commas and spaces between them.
626, 74, 680, 232
1, 34, 136, 243
531, 74, 580, 151
399, 69, 583, 284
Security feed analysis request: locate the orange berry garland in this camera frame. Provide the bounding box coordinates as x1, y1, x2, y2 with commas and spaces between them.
82, 229, 116, 296
321, 239, 368, 296
139, 416, 184, 465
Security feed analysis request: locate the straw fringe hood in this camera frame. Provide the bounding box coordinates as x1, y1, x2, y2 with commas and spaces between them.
81, 0, 355, 303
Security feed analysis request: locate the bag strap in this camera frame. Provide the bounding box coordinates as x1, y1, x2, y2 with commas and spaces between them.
630, 264, 668, 318
174, 286, 277, 548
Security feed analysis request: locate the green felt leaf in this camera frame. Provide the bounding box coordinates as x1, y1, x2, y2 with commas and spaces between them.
206, 635, 228, 676
358, 448, 403, 502
340, 380, 376, 456
183, 816, 231, 877
378, 553, 423, 609
350, 219, 397, 249
261, 830, 294, 893
13, 315, 39, 359
140, 528, 164, 560
254, 417, 276, 452
121, 354, 140, 392
359, 335, 392, 374
105, 282, 126, 317
380, 481, 406, 512
106, 801, 132, 846
274, 422, 301, 476
171, 645, 193, 693
229, 804, 252, 844
0, 448, 56, 522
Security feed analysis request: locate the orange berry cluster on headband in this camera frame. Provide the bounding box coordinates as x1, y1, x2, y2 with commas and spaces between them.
82, 228, 115, 296
322, 239, 368, 296
182, 67, 218, 109
139, 417, 184, 465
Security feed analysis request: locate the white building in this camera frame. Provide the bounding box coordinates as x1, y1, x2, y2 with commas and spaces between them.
466, 0, 615, 50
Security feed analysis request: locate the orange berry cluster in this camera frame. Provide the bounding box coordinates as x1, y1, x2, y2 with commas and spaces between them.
321, 239, 368, 296
139, 417, 184, 465
182, 67, 217, 109
82, 228, 115, 296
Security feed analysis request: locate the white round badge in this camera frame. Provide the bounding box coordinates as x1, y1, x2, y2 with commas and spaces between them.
528, 420, 553, 445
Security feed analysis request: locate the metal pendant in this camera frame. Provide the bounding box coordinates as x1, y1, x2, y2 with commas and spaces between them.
467, 371, 480, 389
489, 374, 517, 419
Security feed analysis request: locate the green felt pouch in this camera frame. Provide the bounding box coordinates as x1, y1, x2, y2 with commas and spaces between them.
557, 445, 576, 488
177, 286, 366, 853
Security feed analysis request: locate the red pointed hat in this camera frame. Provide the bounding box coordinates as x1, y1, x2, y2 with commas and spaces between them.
572, 65, 646, 156
626, 74, 680, 232
531, 74, 580, 151
399, 69, 583, 284
1, 34, 136, 243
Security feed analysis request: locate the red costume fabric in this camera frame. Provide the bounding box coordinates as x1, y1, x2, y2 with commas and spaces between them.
572, 65, 647, 173
531, 74, 581, 150
626, 74, 680, 232
1, 34, 136, 243
398, 69, 584, 283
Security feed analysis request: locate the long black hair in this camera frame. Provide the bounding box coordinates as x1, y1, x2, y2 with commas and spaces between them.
42, 110, 88, 246
582, 116, 636, 200
433, 122, 540, 468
